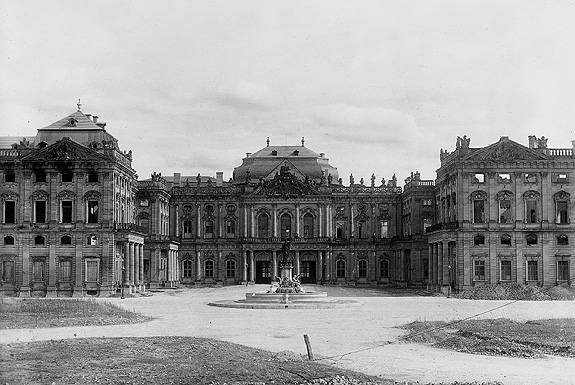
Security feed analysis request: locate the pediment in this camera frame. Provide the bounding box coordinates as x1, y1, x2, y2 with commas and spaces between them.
22, 138, 109, 163
463, 139, 548, 163
252, 163, 318, 198
263, 160, 307, 181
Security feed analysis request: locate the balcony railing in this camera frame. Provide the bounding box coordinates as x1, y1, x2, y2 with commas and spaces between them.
114, 222, 147, 234
426, 222, 459, 233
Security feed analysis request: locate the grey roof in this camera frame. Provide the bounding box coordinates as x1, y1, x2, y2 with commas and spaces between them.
0, 136, 33, 149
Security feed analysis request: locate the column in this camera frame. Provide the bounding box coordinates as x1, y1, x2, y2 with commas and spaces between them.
243, 251, 248, 282
139, 244, 144, 287
317, 251, 323, 283
134, 243, 140, 286
350, 204, 355, 237
295, 204, 300, 237
129, 242, 135, 287
196, 251, 202, 281
325, 250, 331, 282
47, 241, 57, 296
319, 204, 324, 237
251, 206, 256, 238
272, 250, 277, 278
272, 205, 277, 237
218, 204, 223, 238
249, 252, 255, 282
295, 250, 300, 276
428, 244, 433, 290
21, 244, 31, 297
124, 242, 130, 287
443, 241, 450, 285
244, 205, 248, 237
196, 204, 201, 238
438, 242, 444, 287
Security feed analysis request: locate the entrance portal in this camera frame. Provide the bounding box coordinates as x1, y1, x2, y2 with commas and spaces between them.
300, 261, 316, 284
255, 261, 272, 284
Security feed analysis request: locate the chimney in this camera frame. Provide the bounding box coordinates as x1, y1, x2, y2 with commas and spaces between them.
216, 172, 223, 186
174, 172, 181, 186
246, 153, 251, 158
319, 153, 325, 158
92, 115, 99, 123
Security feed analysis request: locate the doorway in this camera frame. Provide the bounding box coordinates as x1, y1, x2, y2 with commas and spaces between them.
300, 261, 316, 284
255, 261, 272, 284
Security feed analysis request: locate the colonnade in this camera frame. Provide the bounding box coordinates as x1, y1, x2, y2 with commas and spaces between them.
124, 241, 144, 293
428, 241, 453, 292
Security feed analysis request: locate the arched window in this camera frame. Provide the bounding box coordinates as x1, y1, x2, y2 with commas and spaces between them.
526, 233, 538, 246
336, 260, 346, 278
226, 260, 236, 278
4, 235, 14, 245
204, 260, 214, 278
500, 234, 511, 246
61, 235, 72, 245
524, 191, 539, 224
474, 234, 485, 246
471, 191, 487, 224
34, 235, 45, 245
358, 260, 368, 278
280, 213, 291, 239
182, 260, 193, 278
497, 191, 513, 223
257, 214, 269, 238
380, 259, 390, 278
554, 191, 570, 224
303, 213, 314, 238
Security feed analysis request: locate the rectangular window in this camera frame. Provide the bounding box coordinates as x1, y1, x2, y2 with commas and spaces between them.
422, 199, 432, 207
473, 173, 485, 183
2, 261, 15, 282
5, 173, 15, 183
358, 260, 367, 278
226, 221, 235, 237
527, 260, 538, 281
204, 221, 214, 238
85, 259, 99, 282
473, 260, 485, 281
33, 260, 45, 281
61, 172, 73, 182
87, 201, 99, 223
556, 201, 568, 224
205, 260, 214, 278
4, 201, 16, 223
500, 260, 512, 281
555, 173, 569, 183
183, 220, 192, 238
498, 173, 511, 183
499, 199, 512, 223
35, 172, 46, 183
226, 261, 235, 278
525, 201, 537, 223
61, 201, 73, 223
59, 260, 72, 281
88, 173, 99, 183
473, 200, 485, 223
380, 221, 388, 238
336, 260, 346, 278
35, 201, 46, 223
557, 260, 569, 281
183, 260, 193, 278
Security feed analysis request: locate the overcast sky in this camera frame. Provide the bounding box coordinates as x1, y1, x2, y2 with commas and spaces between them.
1, 1, 574, 185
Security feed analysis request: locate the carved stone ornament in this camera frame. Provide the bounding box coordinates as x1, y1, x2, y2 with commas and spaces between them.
1, 191, 19, 201
523, 190, 540, 201
355, 211, 369, 222
300, 207, 317, 218
226, 204, 236, 214
84, 190, 102, 200
57, 190, 76, 199
253, 164, 318, 198
31, 190, 49, 200
137, 211, 150, 220
255, 207, 270, 216
554, 191, 571, 200
334, 206, 347, 220
277, 207, 293, 217
470, 190, 487, 200
356, 250, 369, 259
496, 190, 514, 202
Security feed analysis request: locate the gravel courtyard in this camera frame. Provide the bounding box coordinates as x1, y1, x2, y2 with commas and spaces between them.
1, 285, 574, 384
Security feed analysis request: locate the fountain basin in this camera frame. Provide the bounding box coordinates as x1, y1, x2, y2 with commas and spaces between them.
207, 290, 360, 309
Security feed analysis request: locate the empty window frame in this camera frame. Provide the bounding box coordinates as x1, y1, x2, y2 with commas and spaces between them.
4, 201, 16, 223
34, 200, 46, 223
34, 235, 45, 245
35, 171, 46, 183
303, 214, 314, 238
61, 171, 73, 182
87, 201, 99, 223
61, 235, 72, 245
498, 173, 511, 184
473, 199, 485, 223
4, 235, 15, 245
525, 200, 538, 223
500, 234, 512, 246
5, 172, 15, 183
526, 233, 538, 246
474, 234, 485, 246
61, 200, 73, 223
555, 199, 569, 224
257, 214, 269, 238
557, 234, 569, 245
498, 194, 513, 223
88, 173, 99, 183
473, 173, 485, 183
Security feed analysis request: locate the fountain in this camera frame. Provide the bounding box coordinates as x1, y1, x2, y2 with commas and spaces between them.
208, 239, 359, 309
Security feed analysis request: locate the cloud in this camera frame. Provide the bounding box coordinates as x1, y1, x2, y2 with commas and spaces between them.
312, 103, 423, 144
213, 80, 280, 110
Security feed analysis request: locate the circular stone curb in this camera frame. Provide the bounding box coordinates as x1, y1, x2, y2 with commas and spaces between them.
207, 299, 360, 309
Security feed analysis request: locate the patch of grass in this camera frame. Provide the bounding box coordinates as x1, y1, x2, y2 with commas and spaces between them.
399, 318, 575, 358
0, 298, 152, 329
0, 337, 395, 385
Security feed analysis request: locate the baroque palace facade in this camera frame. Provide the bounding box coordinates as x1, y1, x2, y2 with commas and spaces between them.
0, 105, 573, 296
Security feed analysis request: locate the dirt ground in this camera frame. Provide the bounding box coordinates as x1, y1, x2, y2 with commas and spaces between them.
1, 285, 575, 385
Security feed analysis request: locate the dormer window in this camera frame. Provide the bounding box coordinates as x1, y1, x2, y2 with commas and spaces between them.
67, 117, 78, 127
271, 150, 277, 156
293, 150, 299, 156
